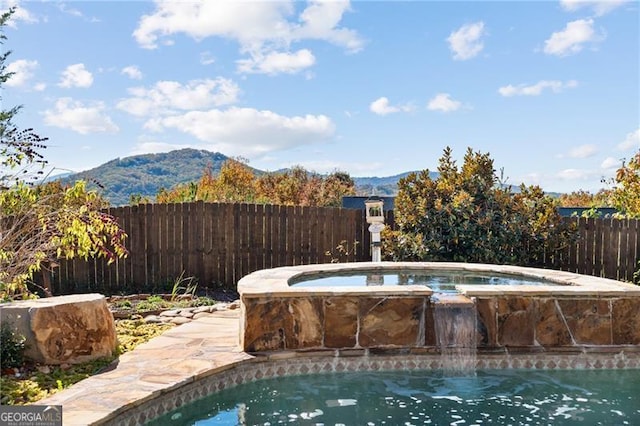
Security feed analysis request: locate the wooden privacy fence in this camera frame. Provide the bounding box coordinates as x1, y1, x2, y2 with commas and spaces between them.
48, 204, 639, 294
50, 202, 374, 294
554, 217, 639, 283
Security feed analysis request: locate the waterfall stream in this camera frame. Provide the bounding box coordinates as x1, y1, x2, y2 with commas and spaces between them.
433, 294, 478, 374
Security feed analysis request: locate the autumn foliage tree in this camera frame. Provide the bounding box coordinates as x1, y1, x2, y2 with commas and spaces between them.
0, 9, 128, 299
156, 158, 355, 207
609, 150, 640, 218
157, 158, 257, 203
556, 189, 612, 208
383, 147, 576, 266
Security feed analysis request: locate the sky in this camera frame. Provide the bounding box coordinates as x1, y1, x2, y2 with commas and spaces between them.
1, 0, 639, 194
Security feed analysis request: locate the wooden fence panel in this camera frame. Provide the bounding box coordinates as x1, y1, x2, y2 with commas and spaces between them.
620, 219, 634, 282
215, 204, 225, 285
201, 203, 214, 287
612, 219, 622, 280
593, 217, 603, 277
239, 203, 250, 279
584, 218, 595, 276
120, 206, 133, 287
248, 204, 260, 274
49, 204, 639, 294
263, 204, 274, 269
145, 203, 158, 287
628, 219, 638, 282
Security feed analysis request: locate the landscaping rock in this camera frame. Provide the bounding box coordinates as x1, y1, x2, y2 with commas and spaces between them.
169, 317, 191, 325
193, 306, 216, 314
179, 310, 195, 318
0, 294, 117, 365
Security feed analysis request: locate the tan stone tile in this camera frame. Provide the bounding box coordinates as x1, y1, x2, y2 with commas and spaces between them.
359, 297, 424, 347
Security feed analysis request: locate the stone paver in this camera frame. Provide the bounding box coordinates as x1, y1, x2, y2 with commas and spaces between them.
38, 309, 251, 426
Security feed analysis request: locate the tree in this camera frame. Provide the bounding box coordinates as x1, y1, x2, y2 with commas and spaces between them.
556, 189, 612, 209
609, 150, 640, 218
157, 158, 258, 203
0, 9, 128, 299
156, 159, 355, 207
383, 147, 576, 266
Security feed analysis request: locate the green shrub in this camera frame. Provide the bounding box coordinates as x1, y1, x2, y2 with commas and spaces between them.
384, 147, 577, 266
1, 321, 28, 369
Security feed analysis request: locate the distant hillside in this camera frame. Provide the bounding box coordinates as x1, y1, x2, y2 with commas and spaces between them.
58, 149, 414, 206
58, 149, 551, 206
354, 171, 437, 196
59, 149, 234, 206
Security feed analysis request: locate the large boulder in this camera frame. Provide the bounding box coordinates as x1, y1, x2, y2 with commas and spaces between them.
0, 294, 116, 365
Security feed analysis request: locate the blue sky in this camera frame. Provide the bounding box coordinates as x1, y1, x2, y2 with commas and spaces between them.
2, 0, 638, 194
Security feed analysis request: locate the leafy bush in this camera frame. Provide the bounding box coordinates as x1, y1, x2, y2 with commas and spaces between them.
609, 150, 640, 218
1, 321, 27, 369
383, 147, 577, 266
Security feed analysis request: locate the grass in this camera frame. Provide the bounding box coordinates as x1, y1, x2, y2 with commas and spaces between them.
0, 319, 174, 405
109, 295, 217, 317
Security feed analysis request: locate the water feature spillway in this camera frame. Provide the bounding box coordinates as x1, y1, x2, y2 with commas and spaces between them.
433, 294, 477, 373
238, 262, 640, 354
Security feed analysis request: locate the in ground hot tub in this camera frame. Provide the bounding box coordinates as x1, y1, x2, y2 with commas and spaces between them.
237, 262, 640, 353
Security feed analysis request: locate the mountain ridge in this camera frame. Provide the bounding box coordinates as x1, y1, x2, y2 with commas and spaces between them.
57, 148, 415, 206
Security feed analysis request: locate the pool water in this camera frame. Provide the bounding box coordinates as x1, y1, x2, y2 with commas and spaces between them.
147, 369, 640, 425
289, 270, 554, 293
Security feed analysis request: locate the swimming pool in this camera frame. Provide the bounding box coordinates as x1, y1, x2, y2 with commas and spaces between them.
148, 368, 640, 425
289, 269, 554, 293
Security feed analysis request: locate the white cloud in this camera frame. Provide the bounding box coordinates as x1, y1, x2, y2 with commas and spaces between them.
369, 97, 413, 116
5, 59, 38, 88
567, 144, 598, 158
200, 51, 215, 65
498, 80, 578, 96
0, 0, 38, 27
286, 159, 383, 175
427, 93, 462, 113
55, 2, 99, 22
130, 141, 193, 156
447, 22, 486, 60
292, 0, 363, 53
617, 128, 640, 151
117, 78, 240, 117
143, 107, 335, 157
58, 63, 93, 88
132, 0, 363, 74
236, 49, 316, 75
34, 82, 46, 91
560, 0, 629, 16
601, 157, 620, 169
57, 2, 82, 17
121, 65, 143, 80
43, 98, 119, 134
556, 168, 592, 180
543, 19, 602, 56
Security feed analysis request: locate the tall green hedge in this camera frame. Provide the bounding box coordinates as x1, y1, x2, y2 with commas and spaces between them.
383, 147, 576, 266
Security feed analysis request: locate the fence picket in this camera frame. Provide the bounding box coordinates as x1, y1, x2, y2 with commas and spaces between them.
593, 217, 604, 277
620, 219, 632, 282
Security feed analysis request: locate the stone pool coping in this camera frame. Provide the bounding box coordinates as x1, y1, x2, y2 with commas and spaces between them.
237, 261, 640, 297
37, 308, 640, 426
36, 263, 640, 425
